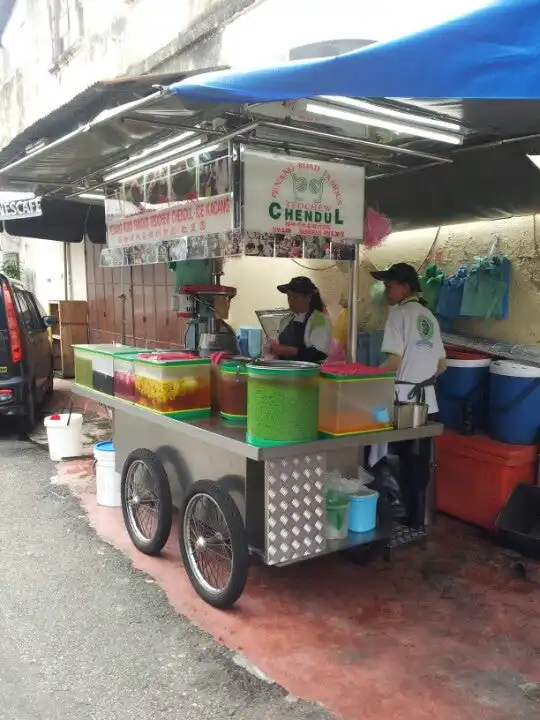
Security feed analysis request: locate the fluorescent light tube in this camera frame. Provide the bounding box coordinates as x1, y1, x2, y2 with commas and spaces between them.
104, 138, 204, 182
78, 193, 104, 201
106, 131, 197, 174
305, 102, 463, 145
527, 155, 540, 170
318, 96, 462, 132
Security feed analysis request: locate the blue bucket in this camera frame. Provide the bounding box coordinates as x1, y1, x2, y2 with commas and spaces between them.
490, 361, 540, 445
437, 358, 491, 432
348, 488, 379, 533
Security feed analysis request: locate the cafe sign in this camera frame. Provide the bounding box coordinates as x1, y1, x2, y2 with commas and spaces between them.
0, 196, 42, 220
243, 150, 364, 240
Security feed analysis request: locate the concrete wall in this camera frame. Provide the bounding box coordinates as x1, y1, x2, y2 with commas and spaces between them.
0, 232, 87, 309
223, 215, 540, 347
0, 0, 261, 308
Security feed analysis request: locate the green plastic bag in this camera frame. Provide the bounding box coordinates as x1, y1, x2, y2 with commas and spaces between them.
370, 280, 387, 306
460, 255, 509, 319
420, 264, 444, 312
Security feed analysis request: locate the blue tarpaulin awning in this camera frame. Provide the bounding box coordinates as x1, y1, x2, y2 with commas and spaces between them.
167, 0, 540, 102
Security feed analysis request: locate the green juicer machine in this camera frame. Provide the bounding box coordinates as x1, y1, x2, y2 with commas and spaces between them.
170, 258, 240, 355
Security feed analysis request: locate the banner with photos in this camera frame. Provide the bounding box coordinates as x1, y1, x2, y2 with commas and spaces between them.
244, 232, 356, 261
104, 145, 233, 248
99, 230, 355, 267
99, 230, 244, 267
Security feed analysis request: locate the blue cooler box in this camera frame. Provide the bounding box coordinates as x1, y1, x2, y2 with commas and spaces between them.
489, 360, 540, 444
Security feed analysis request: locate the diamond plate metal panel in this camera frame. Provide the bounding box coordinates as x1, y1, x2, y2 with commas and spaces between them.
264, 453, 327, 565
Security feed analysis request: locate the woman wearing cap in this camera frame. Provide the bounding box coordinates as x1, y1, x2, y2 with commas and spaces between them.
371, 263, 447, 528
267, 276, 332, 363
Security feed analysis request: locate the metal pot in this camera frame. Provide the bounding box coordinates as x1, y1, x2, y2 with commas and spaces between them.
393, 402, 429, 429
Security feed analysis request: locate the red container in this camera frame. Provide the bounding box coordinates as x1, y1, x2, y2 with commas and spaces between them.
436, 430, 538, 530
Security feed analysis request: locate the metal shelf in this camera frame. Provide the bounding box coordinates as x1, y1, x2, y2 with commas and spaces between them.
443, 331, 540, 368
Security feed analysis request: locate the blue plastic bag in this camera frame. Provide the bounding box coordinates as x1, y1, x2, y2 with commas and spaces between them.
436, 266, 469, 321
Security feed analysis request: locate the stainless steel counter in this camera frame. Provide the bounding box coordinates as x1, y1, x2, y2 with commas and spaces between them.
73, 383, 443, 568
72, 384, 443, 461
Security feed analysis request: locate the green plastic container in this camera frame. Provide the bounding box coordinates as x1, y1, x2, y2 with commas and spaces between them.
325, 489, 350, 540
246, 361, 320, 446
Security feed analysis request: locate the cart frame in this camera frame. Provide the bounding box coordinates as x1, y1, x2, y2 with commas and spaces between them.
74, 385, 442, 607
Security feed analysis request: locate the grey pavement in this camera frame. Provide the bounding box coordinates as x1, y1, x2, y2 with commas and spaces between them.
0, 427, 331, 720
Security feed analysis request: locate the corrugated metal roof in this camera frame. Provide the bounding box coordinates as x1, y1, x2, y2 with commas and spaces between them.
0, 67, 226, 171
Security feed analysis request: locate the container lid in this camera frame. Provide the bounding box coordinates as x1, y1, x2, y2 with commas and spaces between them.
134, 351, 210, 366
95, 441, 114, 452
445, 345, 491, 361
246, 360, 320, 377
73, 343, 146, 358
446, 358, 492, 368
436, 430, 539, 465
350, 488, 379, 500
221, 357, 251, 373
321, 362, 395, 379
490, 360, 540, 378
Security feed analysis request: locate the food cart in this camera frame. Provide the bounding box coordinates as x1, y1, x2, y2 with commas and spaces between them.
1, 0, 539, 609
66, 97, 444, 609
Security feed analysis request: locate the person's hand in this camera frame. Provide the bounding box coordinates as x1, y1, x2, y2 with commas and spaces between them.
270, 342, 298, 358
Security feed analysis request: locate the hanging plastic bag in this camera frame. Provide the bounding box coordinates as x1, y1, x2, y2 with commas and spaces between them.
460, 254, 511, 319
420, 264, 445, 312
371, 280, 387, 306
327, 338, 347, 362
364, 208, 392, 249
436, 265, 469, 320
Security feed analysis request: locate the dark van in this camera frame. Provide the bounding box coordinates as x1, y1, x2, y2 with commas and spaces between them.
0, 274, 55, 431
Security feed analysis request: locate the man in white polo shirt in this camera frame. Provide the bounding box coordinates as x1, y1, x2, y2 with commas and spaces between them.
371, 263, 447, 528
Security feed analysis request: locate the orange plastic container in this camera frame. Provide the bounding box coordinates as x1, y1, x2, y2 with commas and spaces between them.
436, 430, 538, 530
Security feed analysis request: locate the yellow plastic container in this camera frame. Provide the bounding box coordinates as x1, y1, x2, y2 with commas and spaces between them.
319, 363, 395, 437
133, 352, 211, 419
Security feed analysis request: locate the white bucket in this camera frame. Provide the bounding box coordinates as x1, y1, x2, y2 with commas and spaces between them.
44, 413, 83, 461
94, 441, 120, 507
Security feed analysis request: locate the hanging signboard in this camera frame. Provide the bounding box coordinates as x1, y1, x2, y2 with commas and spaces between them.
0, 196, 42, 220
242, 150, 364, 240
106, 193, 234, 248
105, 144, 234, 248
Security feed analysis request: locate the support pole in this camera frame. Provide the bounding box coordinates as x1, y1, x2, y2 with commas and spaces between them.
346, 244, 360, 362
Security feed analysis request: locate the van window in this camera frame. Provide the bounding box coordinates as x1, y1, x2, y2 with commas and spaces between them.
24, 292, 45, 330
13, 288, 33, 328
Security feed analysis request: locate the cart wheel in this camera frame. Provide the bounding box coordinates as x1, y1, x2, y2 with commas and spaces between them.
179, 480, 249, 609
121, 449, 173, 556
340, 540, 386, 566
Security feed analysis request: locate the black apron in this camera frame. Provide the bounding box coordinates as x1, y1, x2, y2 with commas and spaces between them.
395, 376, 437, 405
277, 311, 313, 359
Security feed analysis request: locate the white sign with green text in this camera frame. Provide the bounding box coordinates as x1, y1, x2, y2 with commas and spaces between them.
242, 150, 364, 241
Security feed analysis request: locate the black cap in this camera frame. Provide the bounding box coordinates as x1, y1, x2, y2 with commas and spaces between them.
277, 276, 318, 295
371, 263, 421, 293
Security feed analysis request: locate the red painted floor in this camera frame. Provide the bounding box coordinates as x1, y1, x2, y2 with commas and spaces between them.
53, 387, 540, 720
